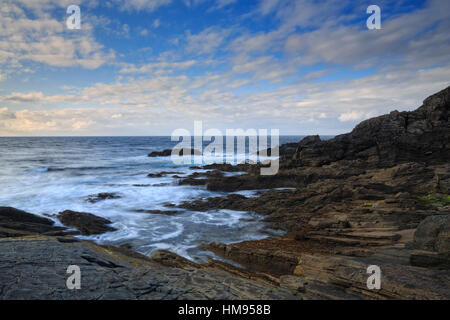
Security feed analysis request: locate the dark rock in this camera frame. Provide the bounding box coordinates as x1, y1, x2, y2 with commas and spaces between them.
147, 171, 183, 178
148, 149, 172, 157
412, 214, 450, 253
86, 193, 121, 203
0, 236, 298, 300
135, 209, 180, 215
0, 207, 66, 237
148, 148, 202, 157
57, 210, 117, 235
292, 86, 449, 168
0, 206, 54, 225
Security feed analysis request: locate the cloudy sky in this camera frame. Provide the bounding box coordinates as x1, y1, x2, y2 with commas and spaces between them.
0, 0, 449, 136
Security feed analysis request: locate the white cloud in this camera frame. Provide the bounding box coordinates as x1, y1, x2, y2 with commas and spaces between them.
338, 111, 365, 122
5, 92, 45, 103
1, 0, 449, 136
1, 63, 448, 135
113, 0, 172, 12
0, 1, 115, 75
152, 19, 161, 28
186, 27, 231, 55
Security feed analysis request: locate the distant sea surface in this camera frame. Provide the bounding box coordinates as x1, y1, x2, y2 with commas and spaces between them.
0, 136, 326, 261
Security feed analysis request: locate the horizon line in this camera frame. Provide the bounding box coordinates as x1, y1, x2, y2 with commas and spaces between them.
0, 134, 337, 138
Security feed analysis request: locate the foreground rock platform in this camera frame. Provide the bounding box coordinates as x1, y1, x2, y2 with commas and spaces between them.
0, 235, 300, 300
0, 207, 298, 300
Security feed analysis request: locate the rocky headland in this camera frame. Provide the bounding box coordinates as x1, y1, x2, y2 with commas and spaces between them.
175, 86, 450, 299
1, 86, 449, 300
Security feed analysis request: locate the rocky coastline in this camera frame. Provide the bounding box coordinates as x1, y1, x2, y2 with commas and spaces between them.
1, 87, 449, 299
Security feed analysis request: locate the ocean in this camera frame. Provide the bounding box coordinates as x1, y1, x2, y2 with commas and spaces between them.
0, 136, 306, 261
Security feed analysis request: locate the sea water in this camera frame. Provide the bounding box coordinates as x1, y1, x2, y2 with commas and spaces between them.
0, 136, 304, 261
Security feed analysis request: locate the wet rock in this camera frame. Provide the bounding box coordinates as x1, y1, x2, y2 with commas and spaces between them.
86, 193, 121, 203
178, 194, 248, 211
147, 171, 183, 178
148, 149, 172, 157
148, 148, 202, 157
135, 209, 181, 215
0, 207, 66, 237
57, 210, 117, 235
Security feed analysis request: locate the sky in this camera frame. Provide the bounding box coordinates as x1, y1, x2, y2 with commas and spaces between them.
0, 0, 449, 136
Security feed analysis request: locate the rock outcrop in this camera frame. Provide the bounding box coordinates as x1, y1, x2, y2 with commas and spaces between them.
291, 87, 449, 168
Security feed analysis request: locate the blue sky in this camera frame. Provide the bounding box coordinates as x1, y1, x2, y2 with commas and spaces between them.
0, 0, 449, 136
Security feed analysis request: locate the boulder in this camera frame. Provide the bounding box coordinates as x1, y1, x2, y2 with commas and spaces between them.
412, 214, 449, 253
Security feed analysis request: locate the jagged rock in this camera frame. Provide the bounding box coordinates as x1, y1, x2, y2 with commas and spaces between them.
292, 86, 449, 168
57, 210, 117, 235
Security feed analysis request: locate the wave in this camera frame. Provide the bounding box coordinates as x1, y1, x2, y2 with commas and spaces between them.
27, 167, 65, 173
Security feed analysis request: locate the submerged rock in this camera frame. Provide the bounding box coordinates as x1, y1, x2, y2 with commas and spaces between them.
135, 209, 181, 215
86, 192, 121, 203
147, 171, 183, 178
